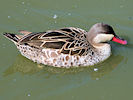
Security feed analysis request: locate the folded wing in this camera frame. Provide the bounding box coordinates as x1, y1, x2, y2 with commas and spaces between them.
18, 27, 92, 56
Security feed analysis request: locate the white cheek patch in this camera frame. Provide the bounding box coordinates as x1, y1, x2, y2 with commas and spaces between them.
93, 34, 114, 43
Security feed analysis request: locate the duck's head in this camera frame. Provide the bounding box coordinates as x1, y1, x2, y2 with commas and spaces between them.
87, 23, 127, 46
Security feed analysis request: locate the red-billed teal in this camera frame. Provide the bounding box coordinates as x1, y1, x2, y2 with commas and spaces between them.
3, 23, 127, 68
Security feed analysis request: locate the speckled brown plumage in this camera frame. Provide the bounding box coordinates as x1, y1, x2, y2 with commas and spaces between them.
3, 23, 127, 68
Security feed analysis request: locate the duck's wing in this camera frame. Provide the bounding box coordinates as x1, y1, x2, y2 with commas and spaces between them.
18, 30, 32, 35
18, 27, 92, 56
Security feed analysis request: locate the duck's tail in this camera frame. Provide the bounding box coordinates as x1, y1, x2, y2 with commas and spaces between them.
3, 33, 19, 43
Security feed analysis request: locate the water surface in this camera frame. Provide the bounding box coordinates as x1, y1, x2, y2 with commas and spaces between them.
0, 0, 133, 100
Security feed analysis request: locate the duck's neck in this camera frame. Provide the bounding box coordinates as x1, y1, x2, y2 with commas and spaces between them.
93, 43, 111, 62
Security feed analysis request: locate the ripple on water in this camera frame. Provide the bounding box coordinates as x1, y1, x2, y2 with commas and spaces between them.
94, 68, 98, 72
53, 14, 58, 19
27, 93, 31, 97
8, 16, 11, 19
22, 2, 25, 5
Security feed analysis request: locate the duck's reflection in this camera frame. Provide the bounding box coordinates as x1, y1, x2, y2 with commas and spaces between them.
4, 54, 124, 80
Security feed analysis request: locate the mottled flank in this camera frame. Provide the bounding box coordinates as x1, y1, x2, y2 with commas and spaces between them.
3, 23, 126, 68
16, 44, 111, 68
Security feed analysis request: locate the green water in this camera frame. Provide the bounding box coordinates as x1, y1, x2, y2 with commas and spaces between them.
0, 0, 133, 100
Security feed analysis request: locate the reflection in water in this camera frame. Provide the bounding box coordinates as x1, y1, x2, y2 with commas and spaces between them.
126, 43, 133, 49
3, 55, 42, 76
120, 35, 133, 49
4, 54, 124, 80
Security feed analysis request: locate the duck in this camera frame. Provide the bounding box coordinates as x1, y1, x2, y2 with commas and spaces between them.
3, 23, 127, 68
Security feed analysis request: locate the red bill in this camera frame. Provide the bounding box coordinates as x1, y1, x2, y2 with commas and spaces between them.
112, 35, 127, 45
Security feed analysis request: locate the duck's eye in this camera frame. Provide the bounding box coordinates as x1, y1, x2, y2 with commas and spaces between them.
100, 32, 108, 34
103, 32, 112, 34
